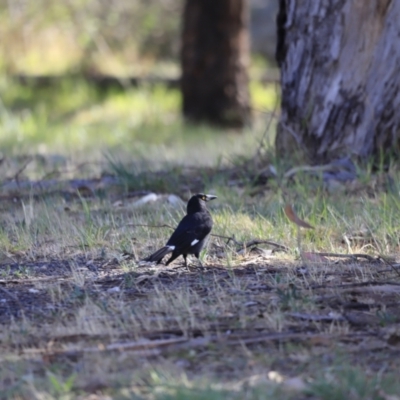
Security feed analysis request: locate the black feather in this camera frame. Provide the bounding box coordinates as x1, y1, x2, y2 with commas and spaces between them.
143, 193, 216, 267
143, 246, 173, 263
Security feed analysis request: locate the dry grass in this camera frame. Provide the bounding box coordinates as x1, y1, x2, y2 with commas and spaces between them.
0, 76, 398, 397
1, 169, 400, 399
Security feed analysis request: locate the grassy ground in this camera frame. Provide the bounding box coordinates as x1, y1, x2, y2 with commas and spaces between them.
1, 80, 400, 399
0, 76, 276, 176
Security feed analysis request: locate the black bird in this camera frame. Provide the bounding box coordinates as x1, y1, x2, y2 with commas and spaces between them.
143, 193, 217, 267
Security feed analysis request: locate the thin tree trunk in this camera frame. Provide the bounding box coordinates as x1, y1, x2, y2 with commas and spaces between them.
275, 0, 400, 164
181, 0, 251, 128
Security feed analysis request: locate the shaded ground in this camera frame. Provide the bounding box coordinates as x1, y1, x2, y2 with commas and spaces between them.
1, 248, 400, 398
1, 159, 400, 398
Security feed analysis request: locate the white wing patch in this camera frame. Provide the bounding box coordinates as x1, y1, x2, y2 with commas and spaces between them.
167, 245, 175, 251
191, 239, 199, 247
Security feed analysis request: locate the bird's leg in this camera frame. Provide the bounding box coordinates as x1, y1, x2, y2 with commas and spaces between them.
194, 253, 205, 269
166, 252, 179, 266
184, 254, 200, 271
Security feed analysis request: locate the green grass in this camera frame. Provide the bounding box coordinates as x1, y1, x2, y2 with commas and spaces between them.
0, 76, 278, 178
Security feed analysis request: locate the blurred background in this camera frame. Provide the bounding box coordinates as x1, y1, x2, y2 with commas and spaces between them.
0, 0, 279, 179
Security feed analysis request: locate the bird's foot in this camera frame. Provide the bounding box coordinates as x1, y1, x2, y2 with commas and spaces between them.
187, 263, 206, 272
172, 263, 205, 272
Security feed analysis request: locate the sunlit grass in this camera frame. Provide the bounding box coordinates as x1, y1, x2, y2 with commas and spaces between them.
0, 77, 278, 171
250, 80, 280, 112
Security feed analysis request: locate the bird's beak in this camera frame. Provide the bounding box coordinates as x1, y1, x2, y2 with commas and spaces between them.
205, 194, 217, 201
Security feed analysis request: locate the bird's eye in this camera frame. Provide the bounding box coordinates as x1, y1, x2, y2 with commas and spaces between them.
202, 196, 206, 200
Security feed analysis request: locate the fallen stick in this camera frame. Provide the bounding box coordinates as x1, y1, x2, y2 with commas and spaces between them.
19, 331, 373, 359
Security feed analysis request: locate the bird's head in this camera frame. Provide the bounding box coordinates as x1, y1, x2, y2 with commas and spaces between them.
195, 193, 217, 202
187, 193, 217, 213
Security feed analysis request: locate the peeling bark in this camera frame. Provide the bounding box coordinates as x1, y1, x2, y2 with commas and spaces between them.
181, 0, 251, 128
276, 0, 400, 163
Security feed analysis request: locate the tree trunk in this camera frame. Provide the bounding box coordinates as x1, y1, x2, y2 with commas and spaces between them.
275, 0, 400, 164
181, 0, 251, 128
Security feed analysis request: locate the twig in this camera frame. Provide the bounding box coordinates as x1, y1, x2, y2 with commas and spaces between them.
311, 281, 400, 290
22, 337, 187, 357
39, 161, 104, 181
377, 256, 400, 278
0, 276, 72, 285
123, 226, 288, 253
20, 331, 373, 359
0, 286, 24, 312
211, 234, 288, 252
297, 224, 304, 265
12, 157, 32, 186
125, 223, 174, 230
313, 252, 377, 262
0, 286, 20, 302
281, 123, 304, 148
287, 312, 345, 322
254, 105, 280, 160
241, 239, 288, 252
211, 234, 241, 246
283, 164, 334, 180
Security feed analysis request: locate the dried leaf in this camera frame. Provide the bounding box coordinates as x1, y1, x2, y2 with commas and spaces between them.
284, 204, 314, 229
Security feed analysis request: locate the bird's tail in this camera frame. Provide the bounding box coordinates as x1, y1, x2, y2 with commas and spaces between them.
142, 246, 173, 264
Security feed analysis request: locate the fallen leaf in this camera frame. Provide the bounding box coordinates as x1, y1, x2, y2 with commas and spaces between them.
284, 204, 314, 229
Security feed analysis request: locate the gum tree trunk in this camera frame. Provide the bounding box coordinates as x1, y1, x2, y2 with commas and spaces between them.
275, 0, 400, 163
181, 0, 251, 128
